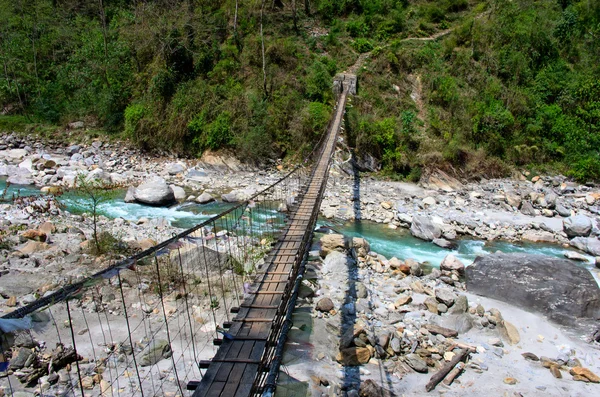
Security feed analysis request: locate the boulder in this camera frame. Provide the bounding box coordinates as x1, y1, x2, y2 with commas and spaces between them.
435, 288, 457, 307
410, 215, 442, 241
316, 297, 334, 312
564, 251, 589, 262
165, 162, 185, 175
124, 186, 136, 203
498, 320, 520, 345
320, 234, 347, 257
221, 190, 245, 203
133, 177, 175, 206
569, 236, 600, 256
404, 354, 428, 373
521, 230, 556, 243
432, 238, 455, 249
563, 215, 592, 238
505, 193, 522, 208
440, 254, 465, 275
140, 339, 172, 367
170, 185, 186, 201
555, 202, 571, 217
196, 192, 215, 204
466, 253, 600, 328
520, 201, 536, 216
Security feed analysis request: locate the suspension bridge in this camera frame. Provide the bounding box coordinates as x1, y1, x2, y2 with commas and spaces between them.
0, 74, 356, 397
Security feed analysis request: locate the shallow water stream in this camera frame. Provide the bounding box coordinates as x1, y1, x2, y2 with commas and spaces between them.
2, 177, 596, 270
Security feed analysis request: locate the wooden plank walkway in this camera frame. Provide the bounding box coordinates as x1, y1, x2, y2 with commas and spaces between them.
192, 82, 351, 397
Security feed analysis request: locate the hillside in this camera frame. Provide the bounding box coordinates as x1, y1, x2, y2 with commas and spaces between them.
1, 0, 599, 180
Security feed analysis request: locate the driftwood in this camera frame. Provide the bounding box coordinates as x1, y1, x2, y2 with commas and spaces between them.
443, 361, 465, 385
425, 348, 470, 392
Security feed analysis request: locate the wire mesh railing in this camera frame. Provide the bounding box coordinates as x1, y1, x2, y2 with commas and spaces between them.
0, 165, 312, 397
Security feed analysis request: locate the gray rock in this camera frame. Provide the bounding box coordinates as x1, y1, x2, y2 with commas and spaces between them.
563, 215, 592, 238
435, 288, 457, 306
165, 162, 185, 175
570, 237, 600, 256
450, 295, 468, 314
556, 202, 571, 217
140, 339, 172, 366
520, 201, 536, 216
466, 253, 600, 329
9, 348, 33, 369
390, 337, 401, 354
316, 297, 334, 312
430, 313, 473, 334
440, 254, 465, 275
66, 145, 81, 155
124, 186, 136, 203
564, 251, 589, 262
545, 192, 558, 208
221, 190, 245, 203
133, 177, 175, 206
196, 192, 215, 204
170, 185, 186, 201
404, 353, 428, 373
410, 215, 442, 241
432, 238, 455, 249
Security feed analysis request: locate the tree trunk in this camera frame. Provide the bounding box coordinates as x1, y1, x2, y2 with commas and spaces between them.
260, 0, 268, 98
292, 0, 298, 31
233, 0, 239, 34
98, 0, 110, 87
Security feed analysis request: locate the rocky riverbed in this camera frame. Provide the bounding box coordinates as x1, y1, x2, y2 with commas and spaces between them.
280, 234, 600, 396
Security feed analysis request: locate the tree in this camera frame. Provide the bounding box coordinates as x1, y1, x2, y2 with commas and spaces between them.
74, 173, 119, 254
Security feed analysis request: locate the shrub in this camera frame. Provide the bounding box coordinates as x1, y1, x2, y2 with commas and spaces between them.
205, 112, 233, 150
569, 155, 600, 182
124, 103, 146, 138
351, 38, 374, 53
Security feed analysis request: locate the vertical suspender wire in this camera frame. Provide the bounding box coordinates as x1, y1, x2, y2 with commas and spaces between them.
101, 296, 122, 395
198, 232, 219, 339
223, 214, 242, 308
117, 273, 144, 397
153, 257, 185, 397
93, 288, 116, 397
175, 246, 199, 369
211, 220, 230, 322
132, 262, 157, 395
48, 306, 77, 394
65, 299, 85, 397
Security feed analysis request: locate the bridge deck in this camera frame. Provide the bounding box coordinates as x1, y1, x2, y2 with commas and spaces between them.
192, 85, 350, 397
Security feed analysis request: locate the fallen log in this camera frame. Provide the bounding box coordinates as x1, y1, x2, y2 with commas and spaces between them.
425, 348, 470, 392
443, 361, 465, 385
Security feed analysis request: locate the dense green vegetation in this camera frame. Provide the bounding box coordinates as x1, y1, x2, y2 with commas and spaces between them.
1, 1, 599, 180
